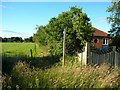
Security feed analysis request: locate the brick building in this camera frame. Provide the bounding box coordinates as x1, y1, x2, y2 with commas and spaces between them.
92, 27, 111, 48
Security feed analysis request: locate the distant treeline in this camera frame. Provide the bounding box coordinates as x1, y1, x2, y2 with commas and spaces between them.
0, 36, 34, 42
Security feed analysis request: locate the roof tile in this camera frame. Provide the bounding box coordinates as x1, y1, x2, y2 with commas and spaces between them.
93, 27, 108, 37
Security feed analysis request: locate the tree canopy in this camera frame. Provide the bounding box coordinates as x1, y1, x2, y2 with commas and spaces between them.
24, 36, 34, 42
106, 1, 120, 47
33, 25, 48, 45
107, 1, 120, 35
34, 6, 93, 56
2, 36, 33, 42
2, 37, 23, 42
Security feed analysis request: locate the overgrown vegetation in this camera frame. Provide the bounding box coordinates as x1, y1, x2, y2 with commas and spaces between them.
33, 6, 93, 56
1, 43, 120, 89
2, 61, 120, 88
2, 3, 120, 88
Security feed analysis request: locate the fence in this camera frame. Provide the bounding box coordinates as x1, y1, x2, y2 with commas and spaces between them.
77, 43, 120, 67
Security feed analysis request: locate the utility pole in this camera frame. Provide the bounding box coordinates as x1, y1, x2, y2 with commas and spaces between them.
63, 28, 66, 67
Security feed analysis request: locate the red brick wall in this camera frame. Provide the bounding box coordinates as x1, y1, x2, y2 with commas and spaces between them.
94, 39, 103, 48
92, 38, 111, 48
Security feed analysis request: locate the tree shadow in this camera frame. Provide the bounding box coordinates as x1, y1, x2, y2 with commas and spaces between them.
2, 54, 60, 75
28, 55, 60, 70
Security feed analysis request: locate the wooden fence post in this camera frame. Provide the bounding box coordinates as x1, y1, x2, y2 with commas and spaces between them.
87, 42, 91, 65
113, 46, 118, 67
82, 42, 88, 65
63, 28, 66, 67
77, 42, 89, 66
30, 49, 33, 58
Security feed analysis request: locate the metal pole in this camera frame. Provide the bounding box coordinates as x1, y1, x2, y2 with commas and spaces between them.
63, 28, 66, 66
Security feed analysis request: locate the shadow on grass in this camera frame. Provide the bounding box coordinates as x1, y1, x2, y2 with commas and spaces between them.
2, 54, 60, 75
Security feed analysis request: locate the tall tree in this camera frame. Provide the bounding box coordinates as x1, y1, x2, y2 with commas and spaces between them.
33, 25, 47, 45
24, 36, 33, 42
46, 6, 93, 56
107, 1, 120, 35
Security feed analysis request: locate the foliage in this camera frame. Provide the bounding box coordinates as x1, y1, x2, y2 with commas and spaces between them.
34, 6, 93, 56
47, 6, 93, 56
2, 61, 120, 88
1, 36, 34, 42
33, 25, 48, 45
107, 1, 120, 35
109, 35, 120, 47
2, 37, 23, 42
24, 36, 34, 42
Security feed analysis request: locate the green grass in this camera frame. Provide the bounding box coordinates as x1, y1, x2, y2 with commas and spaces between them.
2, 42, 59, 75
1, 42, 120, 88
1, 42, 49, 57
2, 42, 37, 57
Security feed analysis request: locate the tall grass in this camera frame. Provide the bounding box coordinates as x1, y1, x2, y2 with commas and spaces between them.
2, 43, 120, 88
2, 61, 120, 88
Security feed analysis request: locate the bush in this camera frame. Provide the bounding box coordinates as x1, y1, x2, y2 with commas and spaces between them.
34, 7, 93, 56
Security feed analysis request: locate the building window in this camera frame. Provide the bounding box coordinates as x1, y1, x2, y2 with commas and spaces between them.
103, 38, 108, 45
94, 39, 98, 43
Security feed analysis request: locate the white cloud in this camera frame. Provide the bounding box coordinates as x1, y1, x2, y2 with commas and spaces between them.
98, 18, 107, 23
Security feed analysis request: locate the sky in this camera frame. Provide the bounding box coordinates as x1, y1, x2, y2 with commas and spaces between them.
1, 2, 112, 38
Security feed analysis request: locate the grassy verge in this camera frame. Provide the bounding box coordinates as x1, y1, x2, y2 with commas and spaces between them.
2, 61, 120, 88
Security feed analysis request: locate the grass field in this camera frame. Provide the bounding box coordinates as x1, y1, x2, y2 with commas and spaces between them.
2, 43, 36, 56
1, 42, 49, 57
1, 42, 120, 88
2, 42, 59, 74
